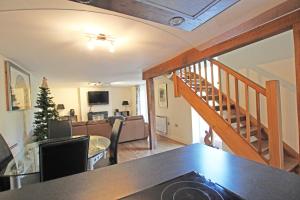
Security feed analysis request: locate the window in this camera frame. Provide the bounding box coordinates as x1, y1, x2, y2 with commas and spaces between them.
136, 84, 148, 122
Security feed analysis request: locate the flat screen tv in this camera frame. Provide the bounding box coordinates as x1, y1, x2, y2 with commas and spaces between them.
88, 91, 109, 105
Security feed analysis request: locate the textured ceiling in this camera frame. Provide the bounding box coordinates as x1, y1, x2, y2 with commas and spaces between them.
0, 0, 285, 86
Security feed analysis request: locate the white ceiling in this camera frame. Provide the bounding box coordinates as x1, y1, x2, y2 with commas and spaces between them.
0, 0, 285, 86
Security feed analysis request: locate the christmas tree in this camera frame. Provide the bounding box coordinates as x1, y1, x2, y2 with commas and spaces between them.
33, 77, 59, 141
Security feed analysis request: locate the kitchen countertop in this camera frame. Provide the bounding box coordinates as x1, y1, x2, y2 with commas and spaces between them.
1, 144, 300, 200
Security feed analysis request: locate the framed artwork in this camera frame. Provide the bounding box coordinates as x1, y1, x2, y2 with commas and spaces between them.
5, 61, 32, 111
158, 83, 168, 108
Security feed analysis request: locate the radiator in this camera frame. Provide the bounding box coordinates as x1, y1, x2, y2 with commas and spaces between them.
156, 116, 168, 134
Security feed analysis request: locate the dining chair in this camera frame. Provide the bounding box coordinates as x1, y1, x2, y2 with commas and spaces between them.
94, 119, 123, 168
39, 136, 89, 182
48, 119, 72, 139
0, 134, 13, 191
107, 116, 124, 126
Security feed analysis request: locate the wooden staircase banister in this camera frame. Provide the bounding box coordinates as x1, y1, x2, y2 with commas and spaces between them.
174, 58, 287, 169
175, 75, 266, 164
210, 59, 266, 95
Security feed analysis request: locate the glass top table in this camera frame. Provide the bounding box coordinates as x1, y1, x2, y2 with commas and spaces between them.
2, 136, 110, 177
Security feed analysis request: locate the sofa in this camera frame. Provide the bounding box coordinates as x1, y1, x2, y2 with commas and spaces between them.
71, 115, 149, 143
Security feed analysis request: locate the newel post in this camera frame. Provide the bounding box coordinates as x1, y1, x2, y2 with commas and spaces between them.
266, 80, 284, 168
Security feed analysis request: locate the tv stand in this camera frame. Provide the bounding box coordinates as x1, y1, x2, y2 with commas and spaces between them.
88, 111, 108, 121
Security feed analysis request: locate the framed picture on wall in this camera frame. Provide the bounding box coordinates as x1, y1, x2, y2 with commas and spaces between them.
5, 61, 32, 111
158, 83, 168, 108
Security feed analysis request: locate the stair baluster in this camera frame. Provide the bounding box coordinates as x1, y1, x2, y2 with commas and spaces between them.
234, 78, 240, 134
226, 72, 231, 124
256, 92, 262, 154
189, 65, 192, 87
184, 66, 187, 86
218, 67, 223, 117
198, 62, 203, 96
210, 62, 216, 109
204, 61, 209, 103
193, 64, 197, 94
245, 84, 251, 143
180, 68, 183, 79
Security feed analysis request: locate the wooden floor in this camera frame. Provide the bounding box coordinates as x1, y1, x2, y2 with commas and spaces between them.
118, 135, 185, 163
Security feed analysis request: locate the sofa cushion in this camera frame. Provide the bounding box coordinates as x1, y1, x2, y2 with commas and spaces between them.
72, 122, 87, 127
72, 124, 88, 136
119, 116, 147, 143
108, 116, 125, 126
87, 120, 107, 125
87, 122, 112, 139
125, 115, 143, 121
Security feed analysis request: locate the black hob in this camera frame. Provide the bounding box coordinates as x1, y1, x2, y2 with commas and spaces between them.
120, 172, 245, 200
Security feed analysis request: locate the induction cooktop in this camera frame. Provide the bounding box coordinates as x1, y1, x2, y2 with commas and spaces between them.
120, 171, 245, 200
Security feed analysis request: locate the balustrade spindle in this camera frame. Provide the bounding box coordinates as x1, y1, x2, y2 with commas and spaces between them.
180, 68, 183, 79
226, 72, 231, 124
218, 67, 223, 117
234, 78, 240, 133
189, 66, 193, 87
198, 63, 203, 96
211, 62, 215, 109
184, 66, 187, 84
256, 92, 262, 153
204, 61, 209, 103
245, 84, 251, 142
193, 64, 197, 93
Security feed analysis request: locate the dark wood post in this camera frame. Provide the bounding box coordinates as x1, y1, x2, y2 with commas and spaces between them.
146, 78, 157, 149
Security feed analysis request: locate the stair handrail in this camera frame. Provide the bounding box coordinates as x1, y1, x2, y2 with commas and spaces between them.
209, 59, 266, 95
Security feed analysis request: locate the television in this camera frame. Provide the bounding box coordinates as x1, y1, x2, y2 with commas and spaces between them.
88, 91, 109, 105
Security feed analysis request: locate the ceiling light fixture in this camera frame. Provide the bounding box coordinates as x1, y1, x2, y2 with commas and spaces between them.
88, 82, 103, 87
169, 16, 185, 26
76, 0, 92, 4
86, 33, 116, 53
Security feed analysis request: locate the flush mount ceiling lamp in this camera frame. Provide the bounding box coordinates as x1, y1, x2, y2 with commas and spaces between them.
169, 16, 185, 26
76, 0, 92, 3
86, 33, 116, 53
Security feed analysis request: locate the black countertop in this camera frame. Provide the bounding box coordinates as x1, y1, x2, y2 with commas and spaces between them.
1, 144, 300, 200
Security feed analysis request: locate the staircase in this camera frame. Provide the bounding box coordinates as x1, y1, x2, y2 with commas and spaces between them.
173, 58, 299, 171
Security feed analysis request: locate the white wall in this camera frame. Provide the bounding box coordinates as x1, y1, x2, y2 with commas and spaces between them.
131, 86, 137, 116
154, 76, 193, 144
51, 87, 80, 119
80, 86, 135, 121
218, 30, 298, 152
0, 54, 40, 154
51, 86, 137, 122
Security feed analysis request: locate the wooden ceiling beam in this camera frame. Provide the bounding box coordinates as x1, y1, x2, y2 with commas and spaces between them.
143, 2, 300, 80
142, 48, 200, 80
